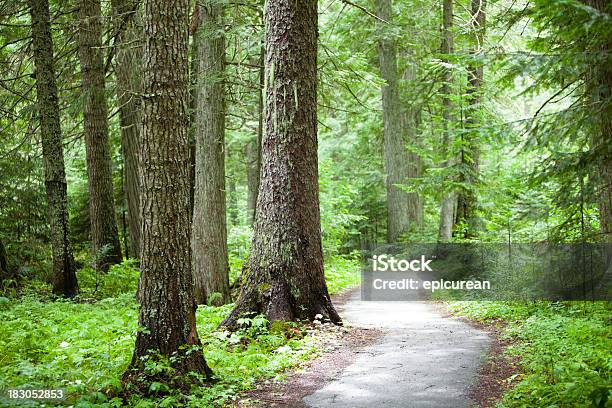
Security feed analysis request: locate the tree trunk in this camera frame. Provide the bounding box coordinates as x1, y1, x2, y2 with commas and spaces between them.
246, 45, 264, 226
0, 239, 8, 279
122, 0, 213, 388
29, 0, 78, 298
191, 1, 231, 306
438, 0, 456, 242
585, 0, 612, 242
189, 11, 199, 220
455, 0, 485, 237
375, 0, 418, 242
78, 0, 123, 270
221, 0, 340, 327
111, 0, 141, 258
227, 154, 239, 227
399, 56, 423, 228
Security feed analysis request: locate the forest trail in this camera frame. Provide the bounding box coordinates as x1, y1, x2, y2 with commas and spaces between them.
302, 291, 490, 407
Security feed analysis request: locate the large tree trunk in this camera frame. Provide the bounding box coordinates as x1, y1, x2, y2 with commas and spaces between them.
78, 0, 123, 270
221, 0, 340, 327
376, 0, 419, 242
438, 0, 457, 242
111, 0, 141, 258
455, 0, 485, 238
191, 1, 231, 306
122, 0, 213, 388
246, 45, 264, 226
29, 0, 78, 297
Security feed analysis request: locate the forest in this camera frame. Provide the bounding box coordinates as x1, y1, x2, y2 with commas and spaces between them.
0, 0, 610, 406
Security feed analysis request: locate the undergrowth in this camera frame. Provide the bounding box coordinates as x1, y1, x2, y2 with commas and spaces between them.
447, 301, 612, 407
0, 255, 359, 407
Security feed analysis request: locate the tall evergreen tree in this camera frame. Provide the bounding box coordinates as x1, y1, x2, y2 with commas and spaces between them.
29, 0, 78, 297
191, 0, 231, 305
122, 0, 213, 387
455, 0, 486, 237
438, 0, 457, 242
78, 0, 122, 269
221, 0, 340, 326
586, 0, 611, 242
375, 0, 421, 242
111, 0, 141, 257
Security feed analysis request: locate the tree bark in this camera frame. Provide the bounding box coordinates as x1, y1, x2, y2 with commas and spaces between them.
29, 0, 78, 297
122, 0, 212, 388
583, 0, 611, 242
399, 57, 423, 228
0, 239, 8, 279
221, 0, 340, 327
455, 0, 485, 237
111, 0, 141, 258
78, 0, 123, 270
227, 151, 239, 227
375, 0, 419, 242
191, 1, 231, 306
438, 0, 457, 242
246, 45, 264, 226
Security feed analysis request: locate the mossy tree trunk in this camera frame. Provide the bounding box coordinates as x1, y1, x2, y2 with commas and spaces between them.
29, 0, 78, 298
375, 0, 421, 243
78, 0, 123, 270
438, 0, 457, 242
221, 0, 340, 327
122, 0, 213, 388
111, 0, 141, 258
191, 0, 231, 306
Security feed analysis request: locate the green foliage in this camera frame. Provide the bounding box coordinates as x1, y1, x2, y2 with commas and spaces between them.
77, 259, 140, 299
319, 159, 367, 255
324, 254, 361, 295
448, 301, 612, 407
227, 225, 252, 285
0, 296, 323, 407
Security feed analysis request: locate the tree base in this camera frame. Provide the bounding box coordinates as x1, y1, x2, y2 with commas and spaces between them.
121, 349, 214, 396
219, 277, 342, 330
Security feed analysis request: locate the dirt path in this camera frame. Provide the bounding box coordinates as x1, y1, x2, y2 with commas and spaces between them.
302, 291, 490, 408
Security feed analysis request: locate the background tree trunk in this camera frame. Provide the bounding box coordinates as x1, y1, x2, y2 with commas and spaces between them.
246, 45, 264, 226
585, 0, 612, 242
399, 56, 423, 229
191, 1, 231, 306
221, 0, 340, 327
455, 0, 485, 238
438, 0, 457, 242
375, 0, 418, 242
29, 0, 78, 297
0, 239, 9, 278
122, 0, 212, 387
78, 0, 122, 270
111, 0, 141, 258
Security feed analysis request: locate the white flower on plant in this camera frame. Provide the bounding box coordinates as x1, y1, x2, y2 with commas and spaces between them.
59, 341, 70, 348
276, 346, 292, 353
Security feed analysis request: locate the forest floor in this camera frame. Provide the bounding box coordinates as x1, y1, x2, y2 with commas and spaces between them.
240, 289, 492, 407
